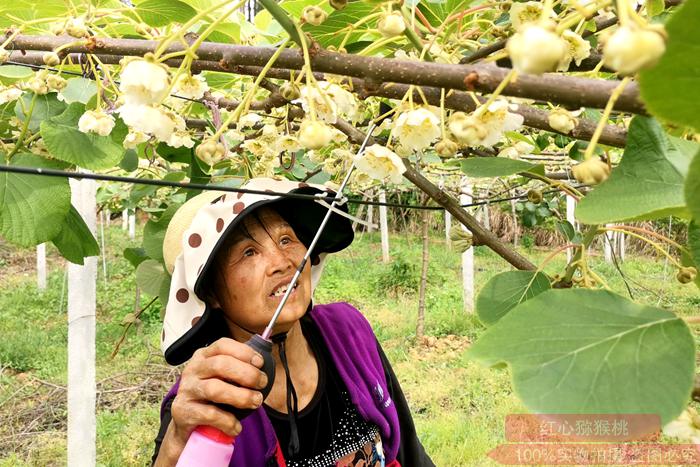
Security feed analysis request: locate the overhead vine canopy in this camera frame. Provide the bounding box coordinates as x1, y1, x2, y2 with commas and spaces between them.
1, 0, 699, 433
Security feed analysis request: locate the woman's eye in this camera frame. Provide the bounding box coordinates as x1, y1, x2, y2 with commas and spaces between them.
243, 248, 255, 257
280, 236, 292, 245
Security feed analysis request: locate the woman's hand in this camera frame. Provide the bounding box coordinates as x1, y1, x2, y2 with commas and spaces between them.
154, 338, 268, 466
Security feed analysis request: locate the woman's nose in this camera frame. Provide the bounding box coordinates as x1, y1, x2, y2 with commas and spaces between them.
264, 244, 294, 274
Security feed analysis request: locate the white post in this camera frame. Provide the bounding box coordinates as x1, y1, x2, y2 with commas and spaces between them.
67, 176, 97, 467
128, 209, 136, 240
604, 224, 613, 263
122, 208, 128, 231
445, 210, 452, 248
618, 229, 626, 262
366, 198, 374, 234
566, 195, 577, 262
378, 190, 390, 263
37, 243, 47, 291
460, 177, 474, 313
100, 210, 107, 286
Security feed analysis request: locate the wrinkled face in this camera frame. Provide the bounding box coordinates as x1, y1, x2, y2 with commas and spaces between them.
210, 207, 312, 337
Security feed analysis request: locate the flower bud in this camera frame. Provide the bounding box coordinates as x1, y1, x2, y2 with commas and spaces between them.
50, 23, 65, 35
548, 108, 577, 134
676, 267, 697, 284
572, 158, 611, 185
506, 23, 567, 74
302, 6, 328, 26
450, 228, 473, 253
135, 23, 151, 36
43, 51, 61, 67
378, 12, 406, 37
27, 73, 49, 95
279, 82, 300, 101
448, 112, 487, 146
603, 24, 666, 75
195, 138, 226, 166
46, 74, 67, 92
527, 189, 543, 204
329, 0, 347, 10
0, 48, 9, 64
435, 139, 459, 157
66, 17, 89, 38
298, 120, 333, 149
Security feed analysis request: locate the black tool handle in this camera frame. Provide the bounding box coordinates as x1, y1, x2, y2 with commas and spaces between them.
216, 334, 275, 421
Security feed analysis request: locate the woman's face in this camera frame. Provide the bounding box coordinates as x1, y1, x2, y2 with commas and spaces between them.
210, 207, 312, 337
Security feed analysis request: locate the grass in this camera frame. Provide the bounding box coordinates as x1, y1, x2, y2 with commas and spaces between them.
0, 223, 698, 466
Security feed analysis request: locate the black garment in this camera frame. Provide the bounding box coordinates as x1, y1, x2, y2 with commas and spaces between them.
151, 316, 434, 466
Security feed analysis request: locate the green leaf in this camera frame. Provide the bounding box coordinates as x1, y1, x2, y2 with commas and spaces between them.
647, 0, 665, 17
639, 0, 700, 131
14, 93, 66, 132
119, 150, 139, 172
459, 158, 541, 178
59, 78, 98, 104
685, 150, 700, 221
51, 205, 99, 265
124, 247, 148, 268
135, 259, 168, 297
142, 203, 180, 262
467, 289, 695, 425
0, 65, 33, 84
682, 220, 700, 289
158, 272, 172, 307
135, 0, 197, 27
476, 271, 550, 326
556, 220, 576, 241
0, 153, 71, 246
418, 0, 476, 26
40, 103, 125, 170
303, 2, 379, 48
576, 117, 698, 224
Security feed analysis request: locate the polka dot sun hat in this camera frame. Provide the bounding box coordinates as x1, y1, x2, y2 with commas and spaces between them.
161, 177, 354, 365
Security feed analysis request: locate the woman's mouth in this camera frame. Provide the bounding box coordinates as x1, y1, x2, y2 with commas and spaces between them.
269, 283, 298, 300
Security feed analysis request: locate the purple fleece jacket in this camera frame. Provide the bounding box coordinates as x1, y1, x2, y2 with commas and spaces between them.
160, 302, 401, 465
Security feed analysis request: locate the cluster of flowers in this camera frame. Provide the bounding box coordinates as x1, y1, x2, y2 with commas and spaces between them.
505, 1, 665, 76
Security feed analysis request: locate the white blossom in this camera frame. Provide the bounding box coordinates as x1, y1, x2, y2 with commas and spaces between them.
119, 57, 170, 105
119, 104, 176, 142
548, 108, 578, 134
167, 131, 195, 149
603, 24, 666, 75
0, 86, 22, 104
195, 139, 226, 166
293, 82, 357, 124
298, 119, 333, 149
354, 144, 406, 184
393, 107, 441, 152
173, 73, 208, 101
506, 24, 568, 74
302, 6, 327, 26
557, 30, 591, 71
78, 110, 116, 137
123, 131, 149, 149
378, 12, 406, 37
663, 409, 700, 444
509, 2, 544, 31
450, 101, 523, 147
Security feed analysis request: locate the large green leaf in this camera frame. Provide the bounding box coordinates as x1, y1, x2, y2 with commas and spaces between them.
0, 65, 33, 84
640, 0, 700, 132
459, 157, 542, 178
14, 93, 66, 132
143, 203, 181, 262
476, 271, 550, 326
135, 0, 197, 27
59, 78, 98, 105
681, 220, 700, 289
304, 2, 380, 48
686, 149, 700, 221
124, 247, 148, 268
51, 205, 99, 265
0, 153, 70, 246
576, 117, 698, 224
40, 103, 125, 170
467, 289, 695, 425
418, 0, 477, 27
136, 259, 168, 297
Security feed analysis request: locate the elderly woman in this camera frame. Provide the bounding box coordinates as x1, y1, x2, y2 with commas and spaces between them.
152, 178, 433, 466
